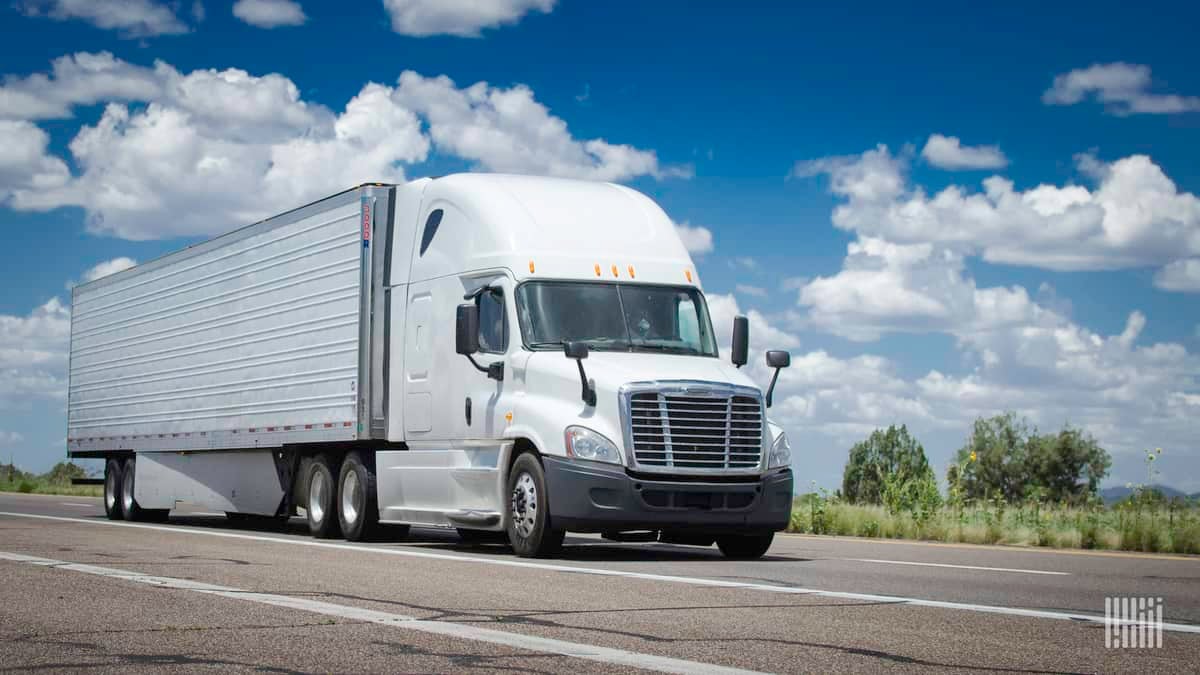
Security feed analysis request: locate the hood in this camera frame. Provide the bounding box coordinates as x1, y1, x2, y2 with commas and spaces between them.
525, 350, 759, 397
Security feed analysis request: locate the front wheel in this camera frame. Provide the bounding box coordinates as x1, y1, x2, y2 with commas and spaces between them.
716, 532, 775, 559
506, 454, 564, 558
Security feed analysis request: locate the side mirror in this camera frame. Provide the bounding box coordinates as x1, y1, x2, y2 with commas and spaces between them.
731, 316, 749, 368
766, 350, 790, 369
456, 304, 479, 355
563, 341, 589, 361
563, 341, 596, 407
765, 350, 791, 408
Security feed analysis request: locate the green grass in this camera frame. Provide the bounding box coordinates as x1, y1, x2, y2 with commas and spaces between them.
0, 478, 102, 498
788, 497, 1200, 554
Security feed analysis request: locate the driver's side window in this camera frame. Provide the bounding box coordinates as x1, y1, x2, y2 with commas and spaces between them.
478, 289, 507, 354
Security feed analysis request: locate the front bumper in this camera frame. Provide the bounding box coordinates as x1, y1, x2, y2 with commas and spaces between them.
543, 456, 793, 534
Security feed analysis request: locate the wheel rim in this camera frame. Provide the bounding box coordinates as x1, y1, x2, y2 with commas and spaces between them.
104, 468, 118, 511
310, 470, 327, 524
120, 463, 135, 513
341, 468, 360, 527
510, 471, 537, 538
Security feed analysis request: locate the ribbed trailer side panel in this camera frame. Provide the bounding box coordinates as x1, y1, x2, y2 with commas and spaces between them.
67, 192, 368, 454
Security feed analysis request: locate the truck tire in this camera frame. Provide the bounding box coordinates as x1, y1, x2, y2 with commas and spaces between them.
306, 454, 341, 539
104, 458, 124, 521
506, 454, 564, 558
338, 451, 381, 542
715, 532, 775, 559
120, 457, 169, 522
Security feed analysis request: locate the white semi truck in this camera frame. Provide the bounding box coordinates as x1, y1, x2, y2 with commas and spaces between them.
67, 174, 794, 558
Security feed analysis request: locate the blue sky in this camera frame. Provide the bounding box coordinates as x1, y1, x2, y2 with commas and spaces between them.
1, 0, 1197, 492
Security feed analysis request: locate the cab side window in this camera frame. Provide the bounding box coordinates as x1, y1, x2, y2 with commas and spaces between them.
477, 289, 507, 354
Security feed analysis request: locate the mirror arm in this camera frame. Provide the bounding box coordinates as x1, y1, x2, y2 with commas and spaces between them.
575, 360, 596, 407
465, 354, 504, 381
765, 368, 781, 408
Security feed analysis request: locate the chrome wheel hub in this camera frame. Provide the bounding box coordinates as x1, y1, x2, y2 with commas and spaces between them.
510, 472, 538, 538
105, 469, 118, 511
310, 470, 327, 524
341, 469, 360, 526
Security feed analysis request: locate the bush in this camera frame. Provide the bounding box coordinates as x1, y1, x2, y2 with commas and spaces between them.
17, 480, 34, 493
788, 499, 1198, 554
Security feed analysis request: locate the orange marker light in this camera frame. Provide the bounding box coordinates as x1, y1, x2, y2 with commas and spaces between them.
611, 264, 619, 277
594, 263, 602, 276
685, 269, 693, 283
528, 260, 535, 273
505, 412, 513, 424
627, 265, 636, 278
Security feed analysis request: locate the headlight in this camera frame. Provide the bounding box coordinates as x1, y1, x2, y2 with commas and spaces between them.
564, 426, 622, 464
768, 432, 791, 468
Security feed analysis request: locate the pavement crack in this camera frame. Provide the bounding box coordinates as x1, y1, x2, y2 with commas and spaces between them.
369, 639, 562, 674
3, 619, 363, 645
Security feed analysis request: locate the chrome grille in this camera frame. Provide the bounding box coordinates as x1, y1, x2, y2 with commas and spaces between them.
625, 388, 763, 471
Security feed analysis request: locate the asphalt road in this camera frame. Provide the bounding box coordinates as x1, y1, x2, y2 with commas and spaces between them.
1, 491, 1197, 673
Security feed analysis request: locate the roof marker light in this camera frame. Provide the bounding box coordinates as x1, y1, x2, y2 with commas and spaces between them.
594, 264, 601, 276
628, 265, 636, 278
528, 260, 535, 273
685, 269, 693, 283
611, 264, 619, 277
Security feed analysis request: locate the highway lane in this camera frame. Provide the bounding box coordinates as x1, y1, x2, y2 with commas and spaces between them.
1, 492, 1197, 673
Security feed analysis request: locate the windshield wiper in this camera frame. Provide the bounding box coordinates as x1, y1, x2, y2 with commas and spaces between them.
631, 343, 698, 354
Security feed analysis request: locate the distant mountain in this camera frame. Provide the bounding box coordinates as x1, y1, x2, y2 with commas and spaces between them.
1100, 484, 1192, 504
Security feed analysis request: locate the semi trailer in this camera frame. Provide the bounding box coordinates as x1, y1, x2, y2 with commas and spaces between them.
67, 173, 794, 558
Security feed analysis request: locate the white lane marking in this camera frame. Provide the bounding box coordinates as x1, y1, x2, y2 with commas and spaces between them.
60, 503, 95, 508
3, 511, 1199, 635
843, 558, 1071, 576
0, 551, 759, 675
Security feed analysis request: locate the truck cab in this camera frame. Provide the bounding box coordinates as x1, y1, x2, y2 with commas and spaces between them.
374, 174, 794, 557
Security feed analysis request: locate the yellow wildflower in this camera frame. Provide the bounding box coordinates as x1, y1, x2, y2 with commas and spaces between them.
969, 451, 977, 462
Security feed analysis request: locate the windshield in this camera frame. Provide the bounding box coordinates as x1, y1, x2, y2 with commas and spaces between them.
516, 282, 718, 356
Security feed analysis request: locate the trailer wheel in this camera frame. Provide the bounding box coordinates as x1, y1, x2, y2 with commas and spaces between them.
506, 454, 564, 558
715, 532, 775, 559
104, 458, 124, 521
338, 451, 381, 542
119, 457, 169, 522
306, 454, 341, 539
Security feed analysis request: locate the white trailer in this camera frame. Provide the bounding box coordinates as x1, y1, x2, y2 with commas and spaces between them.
69, 174, 794, 558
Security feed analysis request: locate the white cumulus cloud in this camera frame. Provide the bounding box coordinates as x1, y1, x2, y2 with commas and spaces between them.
921, 134, 1007, 170
0, 54, 682, 240
794, 144, 1200, 275
382, 0, 555, 37
393, 71, 690, 181
0, 297, 72, 407
674, 222, 714, 255
82, 257, 137, 283
1043, 62, 1200, 115
1155, 259, 1200, 293
233, 0, 306, 28
16, 0, 189, 38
